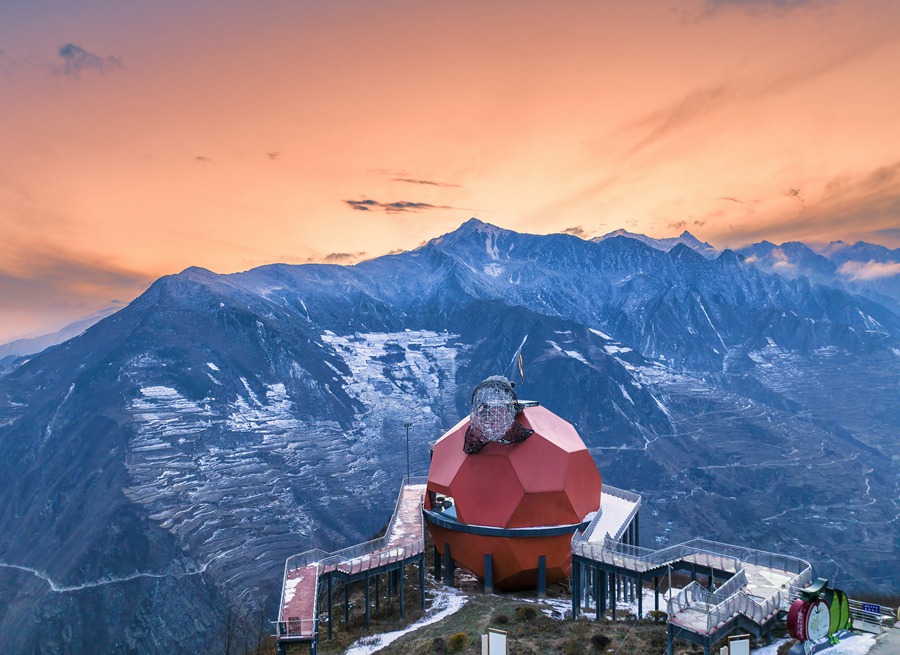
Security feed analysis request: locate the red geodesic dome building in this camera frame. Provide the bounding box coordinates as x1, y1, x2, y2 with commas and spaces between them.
424, 398, 602, 591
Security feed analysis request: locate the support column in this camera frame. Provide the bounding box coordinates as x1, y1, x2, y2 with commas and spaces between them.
365, 572, 371, 630
434, 546, 442, 580
634, 511, 639, 547
344, 581, 350, 624
419, 554, 426, 611
444, 544, 455, 587
537, 556, 546, 598
484, 554, 494, 594
666, 624, 673, 655
611, 573, 617, 620
600, 570, 607, 615
637, 575, 643, 618
594, 564, 601, 620
572, 559, 581, 619
399, 564, 405, 619
691, 563, 697, 583
654, 576, 660, 612
327, 574, 333, 640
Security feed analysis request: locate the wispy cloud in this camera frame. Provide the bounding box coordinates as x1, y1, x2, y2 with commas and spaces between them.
56, 44, 122, 77
628, 86, 733, 154
391, 177, 460, 188
195, 156, 212, 163
704, 0, 817, 12
344, 198, 452, 213
322, 251, 367, 263
837, 260, 900, 281
561, 226, 588, 238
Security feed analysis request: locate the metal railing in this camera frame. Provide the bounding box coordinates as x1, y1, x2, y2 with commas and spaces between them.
573, 517, 813, 637
275, 617, 317, 640
580, 484, 642, 543
284, 476, 427, 575
279, 477, 428, 626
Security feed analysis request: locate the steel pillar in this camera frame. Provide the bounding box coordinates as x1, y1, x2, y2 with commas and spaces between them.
484, 554, 494, 594
365, 572, 371, 630
419, 554, 426, 610
327, 574, 333, 640
537, 555, 546, 598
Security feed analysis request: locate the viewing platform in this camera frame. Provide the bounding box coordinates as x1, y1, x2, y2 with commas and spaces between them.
571, 489, 811, 655
276, 478, 427, 654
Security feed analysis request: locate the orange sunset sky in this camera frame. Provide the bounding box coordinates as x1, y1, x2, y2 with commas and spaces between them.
1, 0, 899, 343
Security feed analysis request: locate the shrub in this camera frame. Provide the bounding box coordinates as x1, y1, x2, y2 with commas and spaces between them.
516, 605, 538, 621
495, 613, 509, 625
590, 632, 611, 650
448, 632, 468, 652
647, 609, 668, 624
432, 636, 447, 653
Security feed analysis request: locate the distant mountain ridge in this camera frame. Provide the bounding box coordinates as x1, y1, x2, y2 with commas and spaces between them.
0, 305, 121, 361
0, 218, 897, 653
593, 228, 719, 258
590, 227, 899, 314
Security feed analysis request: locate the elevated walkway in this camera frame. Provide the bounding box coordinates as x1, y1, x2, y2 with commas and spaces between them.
276, 478, 427, 654
571, 485, 811, 655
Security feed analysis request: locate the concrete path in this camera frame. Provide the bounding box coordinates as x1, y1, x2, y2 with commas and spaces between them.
867, 626, 900, 654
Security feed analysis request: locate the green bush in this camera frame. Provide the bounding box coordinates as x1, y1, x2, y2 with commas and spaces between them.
448, 632, 468, 652
432, 636, 447, 653
495, 613, 509, 625
516, 605, 538, 621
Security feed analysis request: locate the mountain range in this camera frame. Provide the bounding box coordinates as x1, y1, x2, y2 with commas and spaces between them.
0, 218, 897, 653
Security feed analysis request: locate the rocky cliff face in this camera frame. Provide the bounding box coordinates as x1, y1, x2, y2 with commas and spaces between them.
0, 219, 897, 653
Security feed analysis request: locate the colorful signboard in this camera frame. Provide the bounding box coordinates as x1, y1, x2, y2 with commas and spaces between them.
787, 579, 852, 653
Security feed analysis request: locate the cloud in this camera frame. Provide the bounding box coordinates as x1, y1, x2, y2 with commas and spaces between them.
713, 162, 900, 248
0, 247, 152, 342
770, 247, 796, 271
837, 260, 900, 281
629, 86, 733, 154
343, 198, 452, 213
873, 228, 900, 244
668, 221, 688, 232
699, 0, 819, 18
705, 0, 816, 10
391, 178, 460, 188
195, 156, 212, 163
56, 43, 122, 77
561, 226, 588, 238
267, 151, 279, 160
322, 251, 367, 263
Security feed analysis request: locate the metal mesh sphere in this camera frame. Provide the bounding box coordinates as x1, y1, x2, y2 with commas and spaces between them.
464, 376, 532, 454
472, 379, 517, 441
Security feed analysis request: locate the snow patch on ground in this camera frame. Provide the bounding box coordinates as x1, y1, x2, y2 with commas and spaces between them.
483, 263, 503, 277
344, 587, 467, 655
751, 633, 875, 655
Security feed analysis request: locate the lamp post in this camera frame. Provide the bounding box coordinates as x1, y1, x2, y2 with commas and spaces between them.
404, 422, 412, 482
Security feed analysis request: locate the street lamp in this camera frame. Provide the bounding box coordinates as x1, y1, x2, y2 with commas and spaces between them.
404, 421, 413, 482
